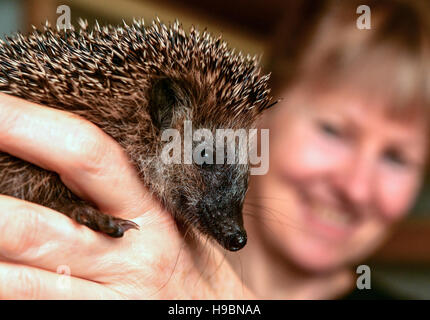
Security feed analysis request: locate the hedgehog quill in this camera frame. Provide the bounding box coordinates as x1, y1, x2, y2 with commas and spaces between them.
0, 19, 274, 251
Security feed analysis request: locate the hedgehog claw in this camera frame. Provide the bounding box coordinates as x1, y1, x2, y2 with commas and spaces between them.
107, 218, 140, 238
62, 201, 139, 238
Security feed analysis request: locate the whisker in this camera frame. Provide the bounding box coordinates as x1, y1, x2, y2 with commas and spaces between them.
242, 206, 307, 234
193, 233, 213, 290
149, 222, 195, 298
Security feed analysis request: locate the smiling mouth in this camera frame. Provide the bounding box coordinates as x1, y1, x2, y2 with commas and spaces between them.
303, 202, 359, 240
312, 203, 354, 225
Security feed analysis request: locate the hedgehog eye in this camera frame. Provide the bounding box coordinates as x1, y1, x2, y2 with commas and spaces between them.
199, 149, 214, 169
201, 149, 209, 166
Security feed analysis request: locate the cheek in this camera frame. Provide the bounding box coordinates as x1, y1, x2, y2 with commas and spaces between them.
377, 168, 421, 220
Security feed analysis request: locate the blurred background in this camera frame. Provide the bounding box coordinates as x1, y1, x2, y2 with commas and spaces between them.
0, 0, 429, 299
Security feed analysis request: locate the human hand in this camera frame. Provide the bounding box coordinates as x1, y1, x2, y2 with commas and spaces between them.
0, 93, 252, 299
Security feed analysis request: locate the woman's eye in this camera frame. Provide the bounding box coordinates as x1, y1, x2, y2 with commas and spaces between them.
383, 149, 408, 167
318, 121, 343, 138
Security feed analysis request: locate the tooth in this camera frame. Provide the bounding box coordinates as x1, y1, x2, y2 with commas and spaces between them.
314, 204, 351, 225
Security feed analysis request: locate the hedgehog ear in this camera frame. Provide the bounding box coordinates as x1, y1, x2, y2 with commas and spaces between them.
149, 78, 179, 131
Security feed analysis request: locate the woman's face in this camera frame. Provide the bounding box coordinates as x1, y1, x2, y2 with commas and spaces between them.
248, 84, 428, 272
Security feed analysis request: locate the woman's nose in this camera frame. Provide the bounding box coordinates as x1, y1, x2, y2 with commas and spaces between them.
333, 154, 375, 208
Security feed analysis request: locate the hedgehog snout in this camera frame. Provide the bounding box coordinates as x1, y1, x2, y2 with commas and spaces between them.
225, 227, 247, 251
199, 200, 247, 251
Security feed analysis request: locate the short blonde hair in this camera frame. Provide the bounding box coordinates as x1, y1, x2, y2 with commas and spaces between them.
267, 0, 430, 112
266, 0, 430, 174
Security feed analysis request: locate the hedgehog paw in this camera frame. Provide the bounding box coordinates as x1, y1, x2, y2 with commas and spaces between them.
62, 201, 139, 238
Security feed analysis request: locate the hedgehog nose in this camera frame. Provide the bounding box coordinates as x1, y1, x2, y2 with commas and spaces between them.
226, 229, 247, 251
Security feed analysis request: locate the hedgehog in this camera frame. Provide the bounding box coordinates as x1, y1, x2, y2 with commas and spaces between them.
0, 19, 274, 251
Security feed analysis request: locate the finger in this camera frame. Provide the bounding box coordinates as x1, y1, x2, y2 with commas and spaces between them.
0, 194, 129, 277
0, 194, 170, 281
0, 93, 150, 219
0, 261, 122, 299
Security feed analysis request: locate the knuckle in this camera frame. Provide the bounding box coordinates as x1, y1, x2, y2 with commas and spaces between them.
64, 118, 110, 175
0, 203, 41, 259
8, 267, 41, 299
0, 103, 22, 141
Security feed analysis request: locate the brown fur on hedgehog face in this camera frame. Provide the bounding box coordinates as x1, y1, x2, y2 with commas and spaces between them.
0, 19, 274, 251
142, 76, 253, 251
